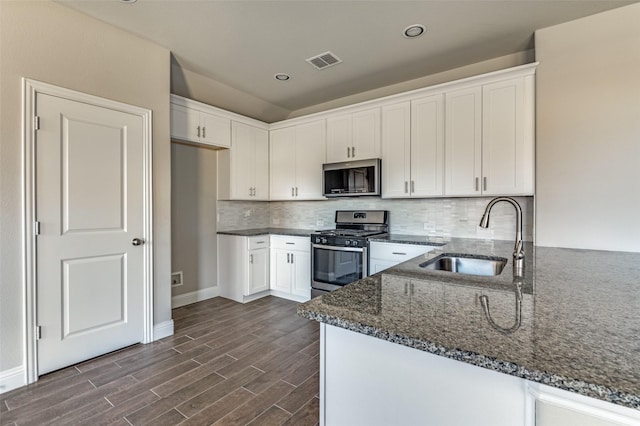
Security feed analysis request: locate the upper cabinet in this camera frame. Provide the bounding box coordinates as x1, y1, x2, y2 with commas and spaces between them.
170, 95, 231, 148
444, 75, 534, 196
270, 120, 326, 200
218, 121, 269, 200
326, 107, 381, 163
381, 95, 444, 198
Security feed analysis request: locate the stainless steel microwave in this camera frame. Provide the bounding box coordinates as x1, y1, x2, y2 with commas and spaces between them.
323, 158, 381, 197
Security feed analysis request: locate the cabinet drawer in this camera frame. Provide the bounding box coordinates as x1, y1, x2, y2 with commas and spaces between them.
270, 235, 310, 252
248, 235, 269, 250
369, 242, 434, 261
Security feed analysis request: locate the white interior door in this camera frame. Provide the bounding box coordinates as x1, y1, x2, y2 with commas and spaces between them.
35, 92, 146, 375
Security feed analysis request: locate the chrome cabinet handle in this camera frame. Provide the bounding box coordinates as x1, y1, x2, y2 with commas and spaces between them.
392, 252, 407, 255
352, 146, 355, 157
347, 147, 351, 158
290, 253, 294, 263
197, 126, 201, 138
132, 238, 144, 246
291, 187, 294, 197
411, 180, 415, 193
250, 254, 254, 264
483, 177, 487, 191
295, 187, 298, 196
287, 253, 290, 263
404, 181, 408, 193
202, 126, 206, 138
475, 177, 479, 191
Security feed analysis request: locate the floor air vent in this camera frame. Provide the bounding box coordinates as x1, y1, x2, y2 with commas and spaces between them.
306, 51, 342, 70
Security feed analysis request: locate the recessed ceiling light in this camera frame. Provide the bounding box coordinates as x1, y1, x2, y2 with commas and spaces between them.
274, 73, 291, 81
403, 24, 426, 39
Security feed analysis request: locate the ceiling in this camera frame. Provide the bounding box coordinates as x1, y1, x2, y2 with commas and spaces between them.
59, 0, 636, 120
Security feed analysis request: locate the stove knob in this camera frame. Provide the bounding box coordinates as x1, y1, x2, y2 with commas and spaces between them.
345, 240, 351, 246
321, 237, 327, 244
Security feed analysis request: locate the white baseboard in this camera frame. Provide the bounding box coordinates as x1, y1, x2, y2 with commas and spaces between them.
0, 366, 26, 395
172, 286, 219, 308
153, 320, 174, 341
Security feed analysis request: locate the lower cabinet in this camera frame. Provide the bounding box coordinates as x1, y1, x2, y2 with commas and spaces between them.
369, 241, 437, 274
218, 234, 270, 303
218, 234, 310, 303
320, 324, 640, 426
270, 235, 311, 302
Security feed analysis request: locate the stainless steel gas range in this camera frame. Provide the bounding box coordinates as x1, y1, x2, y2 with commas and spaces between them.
310, 210, 389, 298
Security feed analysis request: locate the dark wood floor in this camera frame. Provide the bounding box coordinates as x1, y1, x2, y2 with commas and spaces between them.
1, 296, 320, 426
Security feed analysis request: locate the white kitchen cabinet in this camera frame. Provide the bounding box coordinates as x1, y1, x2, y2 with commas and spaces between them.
218, 121, 269, 200
270, 120, 326, 200
369, 241, 436, 273
481, 77, 534, 196
326, 107, 380, 163
531, 384, 640, 426
218, 234, 270, 303
444, 76, 534, 196
270, 235, 311, 302
381, 95, 444, 198
170, 96, 231, 148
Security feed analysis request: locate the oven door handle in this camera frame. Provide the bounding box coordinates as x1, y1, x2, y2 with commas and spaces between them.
312, 244, 365, 253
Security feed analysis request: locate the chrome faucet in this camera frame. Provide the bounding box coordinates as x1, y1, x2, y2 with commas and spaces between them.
479, 197, 525, 274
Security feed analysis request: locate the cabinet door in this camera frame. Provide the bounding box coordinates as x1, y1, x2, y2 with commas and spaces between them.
411, 94, 444, 197
370, 258, 399, 274
200, 111, 231, 148
270, 127, 297, 200
482, 77, 533, 196
231, 121, 255, 199
295, 120, 326, 200
170, 104, 200, 143
271, 249, 293, 293
352, 108, 381, 160
444, 87, 482, 196
326, 115, 351, 163
248, 247, 269, 295
253, 127, 269, 200
381, 102, 411, 198
291, 250, 311, 300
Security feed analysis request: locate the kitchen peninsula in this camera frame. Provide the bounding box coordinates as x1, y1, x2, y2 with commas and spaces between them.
298, 239, 640, 425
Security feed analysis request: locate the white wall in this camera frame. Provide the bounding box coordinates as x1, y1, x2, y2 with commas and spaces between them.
535, 3, 640, 251
0, 0, 172, 386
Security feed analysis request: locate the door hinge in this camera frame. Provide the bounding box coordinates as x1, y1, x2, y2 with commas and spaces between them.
35, 326, 42, 340
34, 116, 41, 130
34, 221, 41, 235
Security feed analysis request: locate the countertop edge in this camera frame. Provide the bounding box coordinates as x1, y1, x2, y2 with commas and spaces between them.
297, 307, 640, 410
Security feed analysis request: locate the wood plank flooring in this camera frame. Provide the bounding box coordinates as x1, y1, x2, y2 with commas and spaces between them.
1, 296, 320, 426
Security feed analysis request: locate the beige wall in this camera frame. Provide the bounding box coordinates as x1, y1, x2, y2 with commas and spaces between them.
171, 143, 218, 297
0, 0, 172, 375
287, 50, 535, 119
535, 3, 640, 251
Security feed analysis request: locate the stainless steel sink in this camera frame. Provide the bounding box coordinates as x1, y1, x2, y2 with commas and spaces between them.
420, 253, 508, 276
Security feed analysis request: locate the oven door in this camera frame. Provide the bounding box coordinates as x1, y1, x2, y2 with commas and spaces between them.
311, 244, 367, 293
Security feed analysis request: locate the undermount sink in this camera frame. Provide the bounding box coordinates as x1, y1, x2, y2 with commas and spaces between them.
420, 253, 508, 276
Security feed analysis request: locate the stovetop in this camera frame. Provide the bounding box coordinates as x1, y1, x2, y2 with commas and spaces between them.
314, 229, 386, 238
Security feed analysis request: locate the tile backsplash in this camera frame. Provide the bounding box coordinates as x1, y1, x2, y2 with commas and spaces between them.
218, 196, 534, 242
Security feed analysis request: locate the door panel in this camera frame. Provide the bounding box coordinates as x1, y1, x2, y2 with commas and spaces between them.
36, 93, 145, 375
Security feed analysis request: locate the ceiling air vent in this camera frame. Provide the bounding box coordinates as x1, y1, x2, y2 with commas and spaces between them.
306, 51, 342, 70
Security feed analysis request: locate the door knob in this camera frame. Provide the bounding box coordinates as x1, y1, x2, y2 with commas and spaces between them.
132, 238, 144, 246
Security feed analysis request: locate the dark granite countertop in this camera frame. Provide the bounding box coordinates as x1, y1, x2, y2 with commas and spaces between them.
298, 238, 640, 410
217, 228, 316, 237
368, 233, 449, 246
